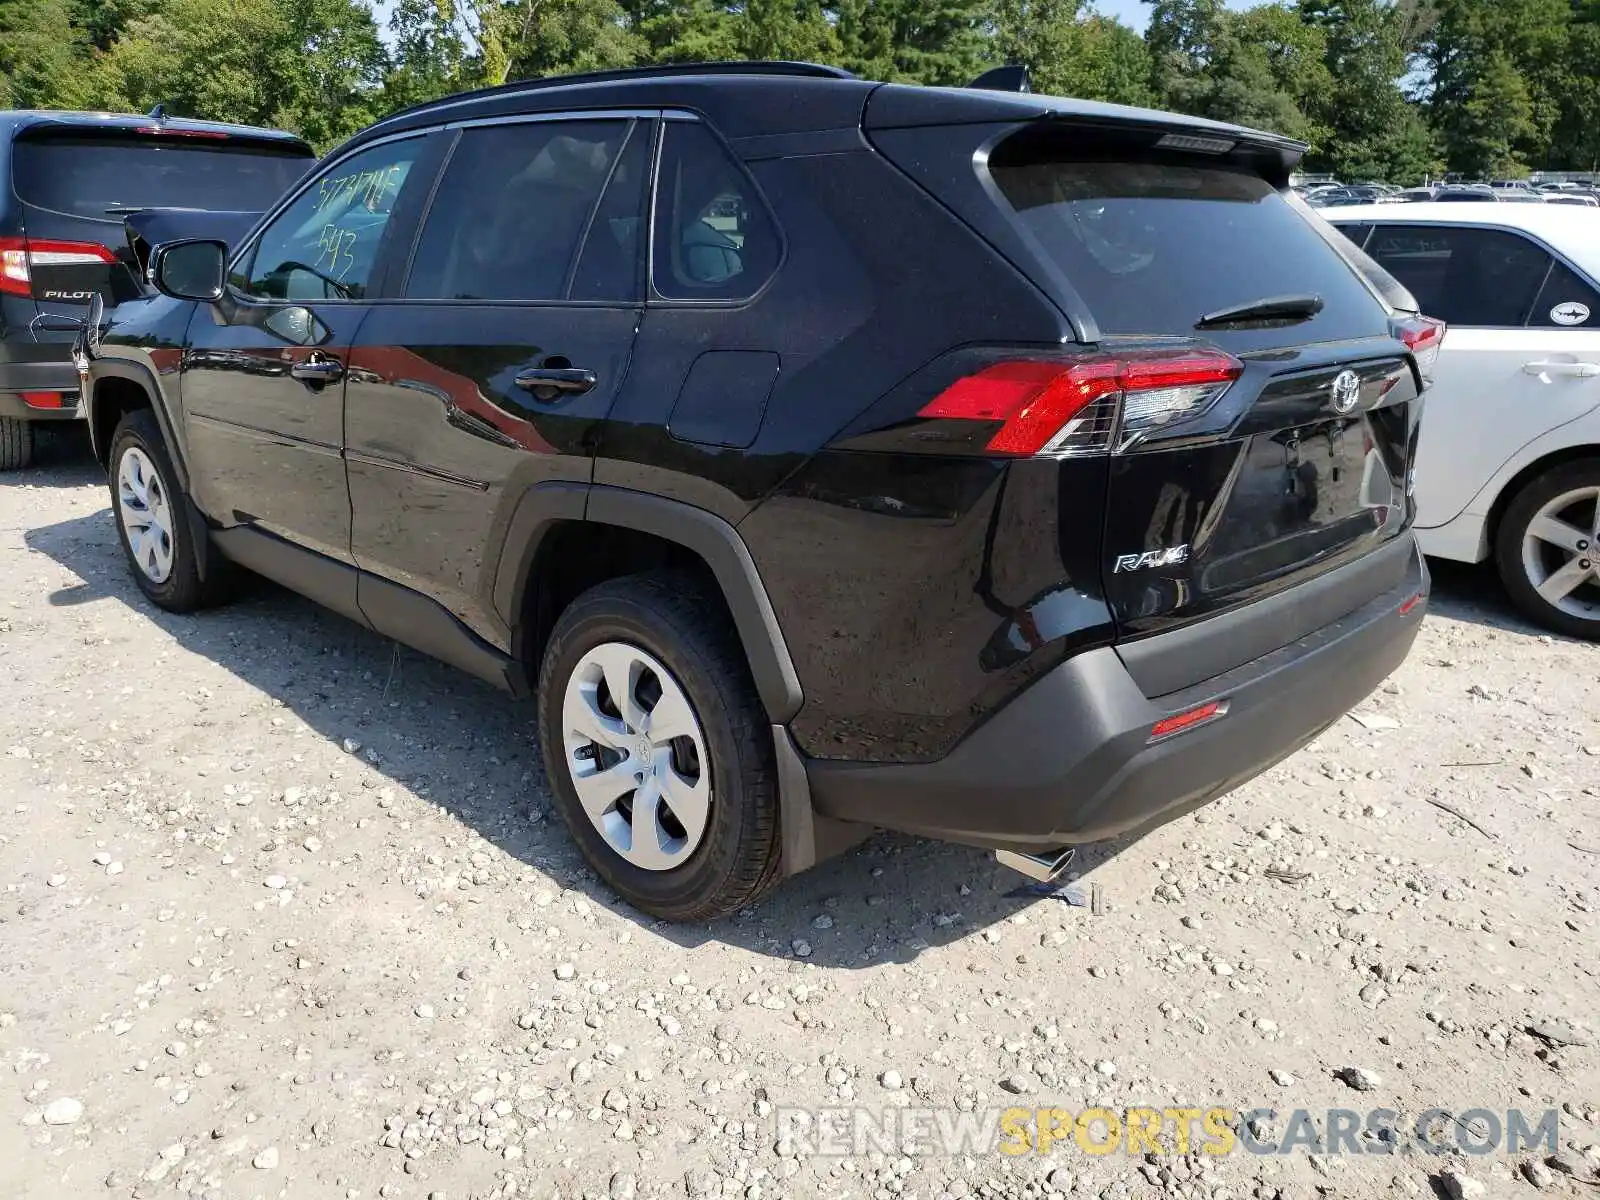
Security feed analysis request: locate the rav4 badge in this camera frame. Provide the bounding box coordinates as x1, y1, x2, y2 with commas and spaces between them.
1113, 545, 1191, 573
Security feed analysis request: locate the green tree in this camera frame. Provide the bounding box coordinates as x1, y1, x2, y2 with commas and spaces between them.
1298, 0, 1433, 180
1422, 0, 1571, 174
1070, 13, 1154, 105
1147, 2, 1323, 142
0, 0, 95, 108
618, 0, 737, 63
834, 0, 991, 84
1547, 0, 1600, 171
991, 0, 1151, 105
89, 0, 387, 150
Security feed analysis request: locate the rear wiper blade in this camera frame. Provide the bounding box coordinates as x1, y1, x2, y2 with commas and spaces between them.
1196, 293, 1324, 329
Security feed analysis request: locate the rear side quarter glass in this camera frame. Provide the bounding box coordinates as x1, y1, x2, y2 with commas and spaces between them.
985, 144, 1392, 349
651, 122, 780, 302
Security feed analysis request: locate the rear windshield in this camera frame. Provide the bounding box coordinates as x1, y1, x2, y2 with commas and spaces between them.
989, 151, 1392, 347
13, 136, 312, 220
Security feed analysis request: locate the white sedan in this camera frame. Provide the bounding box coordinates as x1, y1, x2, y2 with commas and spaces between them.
1329, 203, 1600, 639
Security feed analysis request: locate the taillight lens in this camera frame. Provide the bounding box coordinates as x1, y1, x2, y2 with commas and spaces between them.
918, 348, 1244, 457
0, 236, 116, 298
1393, 315, 1446, 384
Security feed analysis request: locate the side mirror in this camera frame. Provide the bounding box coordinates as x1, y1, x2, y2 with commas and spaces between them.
150, 239, 228, 303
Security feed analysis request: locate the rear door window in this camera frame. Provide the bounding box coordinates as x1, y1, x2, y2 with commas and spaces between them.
988, 151, 1390, 348
405, 119, 638, 303
12, 135, 311, 219
1364, 226, 1550, 327
651, 121, 780, 302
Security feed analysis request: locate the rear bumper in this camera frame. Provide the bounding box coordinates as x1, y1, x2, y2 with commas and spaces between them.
0, 356, 83, 421
807, 538, 1428, 851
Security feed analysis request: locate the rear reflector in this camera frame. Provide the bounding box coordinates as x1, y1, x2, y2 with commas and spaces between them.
0, 236, 116, 298
1393, 316, 1446, 383
1149, 700, 1228, 741
19, 391, 64, 409
1398, 592, 1425, 616
918, 348, 1244, 457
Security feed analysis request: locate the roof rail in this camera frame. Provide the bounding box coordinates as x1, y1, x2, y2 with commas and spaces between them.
375, 60, 857, 128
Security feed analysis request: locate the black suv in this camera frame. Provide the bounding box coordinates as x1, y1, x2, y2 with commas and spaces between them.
0, 110, 313, 469
81, 63, 1431, 920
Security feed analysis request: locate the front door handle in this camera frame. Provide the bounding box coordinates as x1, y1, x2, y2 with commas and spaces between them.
1523, 360, 1600, 378
291, 356, 344, 384
514, 367, 597, 397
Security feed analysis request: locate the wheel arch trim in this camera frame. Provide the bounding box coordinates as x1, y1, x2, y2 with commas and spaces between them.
87, 361, 188, 491
493, 483, 804, 725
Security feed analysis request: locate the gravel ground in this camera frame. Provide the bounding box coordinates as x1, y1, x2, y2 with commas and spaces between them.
2, 431, 1598, 1200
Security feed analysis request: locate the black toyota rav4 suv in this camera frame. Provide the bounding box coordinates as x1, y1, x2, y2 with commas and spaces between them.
0, 110, 313, 469
80, 62, 1433, 920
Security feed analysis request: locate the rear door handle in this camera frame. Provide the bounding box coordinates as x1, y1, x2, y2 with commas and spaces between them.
514, 367, 597, 396
1522, 360, 1600, 378
291, 357, 344, 383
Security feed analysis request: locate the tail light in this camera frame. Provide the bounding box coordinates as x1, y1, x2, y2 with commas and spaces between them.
20, 391, 65, 409
1393, 315, 1446, 383
918, 348, 1244, 457
0, 236, 116, 298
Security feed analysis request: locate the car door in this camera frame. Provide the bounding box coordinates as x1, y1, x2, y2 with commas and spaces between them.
343, 115, 650, 647
180, 133, 446, 603
1364, 223, 1600, 527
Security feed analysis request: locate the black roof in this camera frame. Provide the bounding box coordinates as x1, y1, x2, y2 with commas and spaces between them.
346, 60, 1304, 169
0, 109, 313, 152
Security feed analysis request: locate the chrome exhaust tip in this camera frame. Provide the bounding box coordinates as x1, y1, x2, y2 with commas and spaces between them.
995, 846, 1076, 882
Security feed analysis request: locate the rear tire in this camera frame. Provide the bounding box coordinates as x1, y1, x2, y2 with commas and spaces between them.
536, 571, 781, 921
1494, 459, 1600, 640
107, 409, 232, 613
0, 416, 34, 471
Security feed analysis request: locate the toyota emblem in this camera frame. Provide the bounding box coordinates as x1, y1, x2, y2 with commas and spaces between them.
1330, 369, 1361, 415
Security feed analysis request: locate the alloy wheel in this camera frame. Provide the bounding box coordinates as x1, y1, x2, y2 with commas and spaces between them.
117, 446, 176, 584
1520, 485, 1600, 622
561, 641, 712, 871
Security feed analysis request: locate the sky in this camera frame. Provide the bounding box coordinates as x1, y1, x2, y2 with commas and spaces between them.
1098, 0, 1156, 29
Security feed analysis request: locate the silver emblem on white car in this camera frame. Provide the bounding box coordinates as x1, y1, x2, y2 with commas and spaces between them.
1113, 545, 1191, 573
1330, 369, 1362, 414
1550, 302, 1590, 326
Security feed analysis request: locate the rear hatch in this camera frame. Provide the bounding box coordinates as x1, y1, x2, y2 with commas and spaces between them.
6, 126, 312, 322
869, 106, 1429, 663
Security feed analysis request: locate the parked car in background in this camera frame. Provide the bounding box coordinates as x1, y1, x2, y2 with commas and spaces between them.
0, 110, 314, 470
80, 62, 1430, 918
1546, 192, 1599, 207
1307, 185, 1397, 207
1330, 203, 1600, 638
1435, 186, 1501, 203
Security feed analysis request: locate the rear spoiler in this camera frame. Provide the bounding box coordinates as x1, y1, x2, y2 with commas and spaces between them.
120, 208, 262, 280
864, 84, 1306, 184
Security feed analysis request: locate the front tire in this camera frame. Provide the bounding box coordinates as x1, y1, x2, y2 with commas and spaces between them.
108, 409, 229, 613
0, 416, 34, 471
1494, 459, 1600, 640
536, 572, 781, 921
